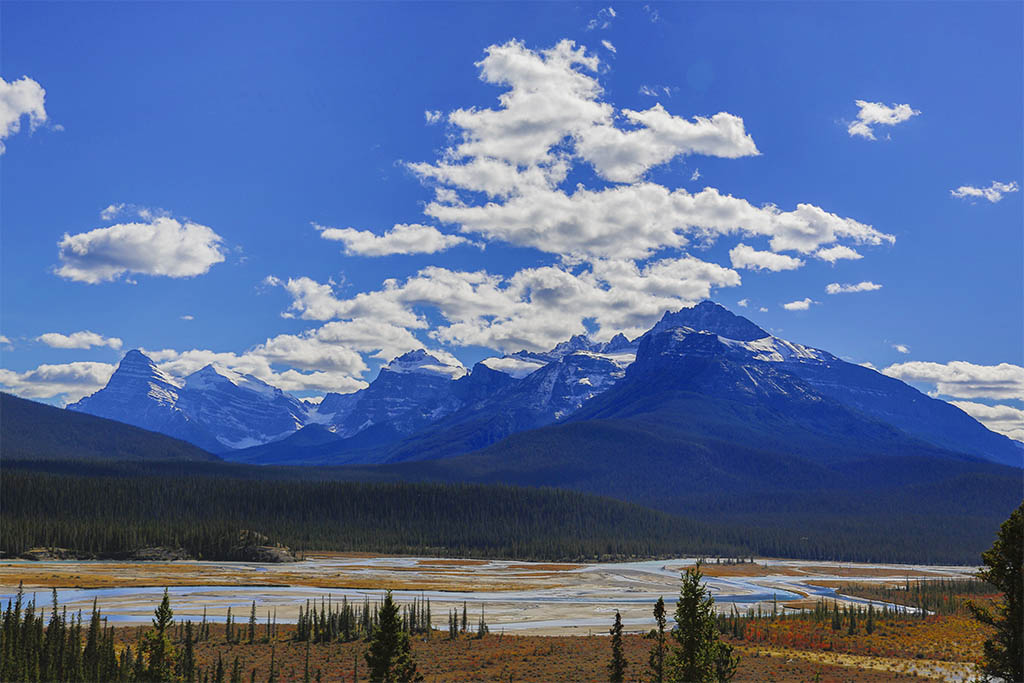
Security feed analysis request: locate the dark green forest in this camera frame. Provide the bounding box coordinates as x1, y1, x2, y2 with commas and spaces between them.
1, 459, 1009, 564
1, 462, 743, 561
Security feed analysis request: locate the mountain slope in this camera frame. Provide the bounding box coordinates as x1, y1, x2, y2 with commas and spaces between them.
67, 351, 308, 452
1, 393, 220, 462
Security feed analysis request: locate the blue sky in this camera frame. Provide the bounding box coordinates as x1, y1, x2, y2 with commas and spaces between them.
1, 2, 1021, 438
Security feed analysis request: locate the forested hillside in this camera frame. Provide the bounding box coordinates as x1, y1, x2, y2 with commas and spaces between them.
0, 393, 219, 463
0, 462, 741, 561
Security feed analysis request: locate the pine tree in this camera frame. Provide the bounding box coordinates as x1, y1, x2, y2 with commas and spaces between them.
666, 564, 738, 682
364, 591, 422, 682
608, 610, 627, 683
248, 602, 256, 644
969, 501, 1023, 683
461, 601, 467, 633
648, 596, 667, 683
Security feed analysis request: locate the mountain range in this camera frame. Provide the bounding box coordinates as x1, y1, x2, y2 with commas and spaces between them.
66, 301, 1022, 470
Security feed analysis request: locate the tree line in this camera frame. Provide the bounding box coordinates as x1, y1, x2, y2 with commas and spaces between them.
1, 467, 755, 562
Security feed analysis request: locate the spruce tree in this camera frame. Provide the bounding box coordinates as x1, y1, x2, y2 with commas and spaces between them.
364, 591, 422, 682
667, 564, 738, 682
144, 588, 177, 682
648, 596, 667, 683
608, 610, 627, 683
969, 501, 1023, 683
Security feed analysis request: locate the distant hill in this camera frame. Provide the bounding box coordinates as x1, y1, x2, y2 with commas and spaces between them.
1, 393, 220, 462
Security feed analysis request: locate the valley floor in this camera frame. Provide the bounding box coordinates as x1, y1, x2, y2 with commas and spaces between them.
0, 554, 977, 635
1, 554, 992, 681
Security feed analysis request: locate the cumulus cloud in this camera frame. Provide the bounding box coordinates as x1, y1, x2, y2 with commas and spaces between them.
882, 361, 1024, 401
815, 245, 863, 263
949, 401, 1024, 442
729, 243, 804, 271
847, 100, 920, 140
37, 331, 123, 350
825, 281, 882, 294
782, 298, 814, 311
950, 180, 1019, 203
737, 298, 749, 307
315, 222, 470, 256
892, 344, 909, 354
428, 184, 891, 261
406, 40, 886, 264
0, 335, 12, 348
0, 76, 48, 154
267, 255, 740, 353
0, 361, 116, 401
55, 215, 226, 284
424, 110, 443, 125
180, 315, 194, 321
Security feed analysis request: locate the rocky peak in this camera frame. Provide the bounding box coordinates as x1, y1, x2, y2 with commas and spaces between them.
650, 301, 769, 342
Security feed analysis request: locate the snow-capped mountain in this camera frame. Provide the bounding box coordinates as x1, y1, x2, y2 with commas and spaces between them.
68, 351, 307, 452
314, 349, 468, 439
69, 302, 1021, 468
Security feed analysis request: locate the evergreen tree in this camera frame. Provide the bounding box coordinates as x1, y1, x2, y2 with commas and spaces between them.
608, 610, 627, 683
364, 591, 422, 682
180, 620, 195, 683
648, 596, 667, 683
248, 602, 256, 644
969, 501, 1023, 683
667, 564, 738, 682
144, 588, 177, 682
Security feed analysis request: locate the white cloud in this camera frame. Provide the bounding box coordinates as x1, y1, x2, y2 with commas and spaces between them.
847, 100, 920, 140
586, 6, 616, 30
428, 184, 891, 261
737, 298, 749, 308
55, 215, 226, 284
690, 168, 700, 181
424, 110, 442, 125
267, 255, 740, 353
815, 245, 863, 263
434, 40, 758, 183
37, 331, 123, 350
758, 306, 768, 312
882, 361, 1024, 401
0, 361, 116, 401
949, 401, 1024, 442
729, 243, 804, 272
782, 298, 814, 311
180, 315, 194, 321
407, 40, 886, 263
315, 222, 470, 256
601, 40, 617, 54
642, 4, 660, 22
892, 344, 910, 354
950, 180, 1019, 203
825, 281, 882, 294
0, 76, 47, 154
100, 203, 126, 221
639, 85, 675, 99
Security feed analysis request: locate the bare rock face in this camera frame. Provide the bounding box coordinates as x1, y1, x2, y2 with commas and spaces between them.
19, 547, 90, 561
128, 547, 193, 561
230, 530, 299, 563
